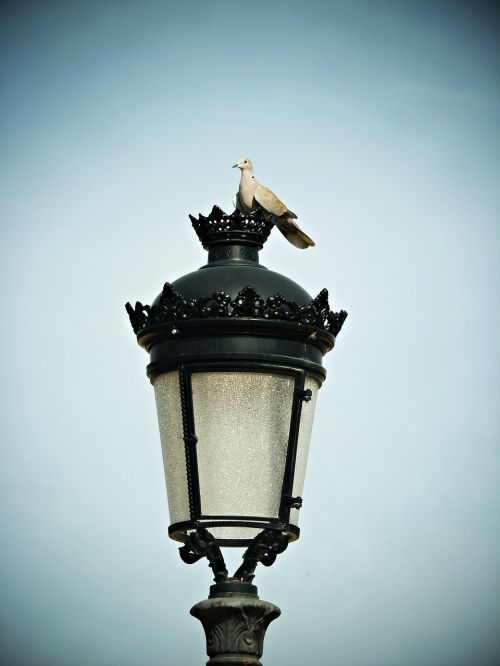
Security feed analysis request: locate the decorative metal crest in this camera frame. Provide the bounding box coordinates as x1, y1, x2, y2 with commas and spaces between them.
190, 206, 274, 249
233, 529, 289, 583
179, 527, 228, 583
179, 528, 288, 584
126, 283, 347, 337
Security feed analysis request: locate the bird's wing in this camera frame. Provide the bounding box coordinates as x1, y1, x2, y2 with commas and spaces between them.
233, 191, 243, 211
274, 217, 315, 249
254, 185, 288, 217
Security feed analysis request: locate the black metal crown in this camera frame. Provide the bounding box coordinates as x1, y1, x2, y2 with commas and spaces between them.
190, 206, 274, 249
126, 282, 348, 338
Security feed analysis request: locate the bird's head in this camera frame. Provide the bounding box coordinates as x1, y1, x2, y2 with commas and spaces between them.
232, 158, 253, 173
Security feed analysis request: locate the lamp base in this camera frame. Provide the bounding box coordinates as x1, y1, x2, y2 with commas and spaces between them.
190, 581, 280, 666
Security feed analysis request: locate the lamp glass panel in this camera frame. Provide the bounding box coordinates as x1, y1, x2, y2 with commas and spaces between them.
153, 372, 190, 525
289, 376, 320, 526
189, 526, 262, 543
191, 371, 295, 522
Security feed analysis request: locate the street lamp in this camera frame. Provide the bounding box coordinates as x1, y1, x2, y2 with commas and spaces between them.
126, 206, 347, 665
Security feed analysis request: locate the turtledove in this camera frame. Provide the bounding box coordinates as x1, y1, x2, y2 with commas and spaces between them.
232, 158, 315, 249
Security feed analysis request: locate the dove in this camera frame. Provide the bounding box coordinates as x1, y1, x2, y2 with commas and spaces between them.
232, 158, 315, 249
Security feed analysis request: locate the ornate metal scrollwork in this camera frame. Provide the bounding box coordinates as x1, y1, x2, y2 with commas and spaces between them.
179, 528, 229, 584
191, 593, 281, 666
178, 528, 289, 585
190, 206, 274, 248
233, 529, 289, 583
199, 291, 232, 317
126, 283, 347, 337
231, 286, 265, 317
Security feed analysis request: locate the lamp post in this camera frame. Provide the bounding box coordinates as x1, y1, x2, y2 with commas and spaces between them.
126, 206, 347, 665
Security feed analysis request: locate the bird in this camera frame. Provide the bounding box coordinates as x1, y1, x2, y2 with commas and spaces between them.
232, 158, 315, 249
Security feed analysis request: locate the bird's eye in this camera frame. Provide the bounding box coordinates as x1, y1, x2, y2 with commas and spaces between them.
244, 160, 247, 163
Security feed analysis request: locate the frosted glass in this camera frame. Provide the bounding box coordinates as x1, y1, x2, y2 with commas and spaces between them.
204, 526, 262, 542
289, 377, 320, 526
153, 372, 190, 525
191, 371, 295, 519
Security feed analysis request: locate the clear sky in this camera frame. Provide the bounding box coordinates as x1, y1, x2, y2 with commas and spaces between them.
1, 1, 499, 665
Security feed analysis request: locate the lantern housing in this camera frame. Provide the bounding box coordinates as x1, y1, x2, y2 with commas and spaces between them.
126, 207, 346, 555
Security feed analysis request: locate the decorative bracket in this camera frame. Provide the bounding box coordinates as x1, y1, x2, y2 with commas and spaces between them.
179, 528, 289, 585
296, 387, 312, 402
233, 529, 289, 583
179, 528, 229, 583
283, 495, 303, 510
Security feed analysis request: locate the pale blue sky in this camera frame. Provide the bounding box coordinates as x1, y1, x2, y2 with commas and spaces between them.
1, 1, 499, 665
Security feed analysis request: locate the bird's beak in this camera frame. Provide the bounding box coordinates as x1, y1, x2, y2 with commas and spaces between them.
232, 163, 238, 168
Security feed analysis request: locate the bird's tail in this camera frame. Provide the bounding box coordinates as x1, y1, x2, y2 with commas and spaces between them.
276, 217, 315, 249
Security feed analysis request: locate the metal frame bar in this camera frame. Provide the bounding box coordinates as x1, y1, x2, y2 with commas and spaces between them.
178, 366, 202, 522
173, 360, 310, 545
169, 520, 300, 548
279, 370, 307, 524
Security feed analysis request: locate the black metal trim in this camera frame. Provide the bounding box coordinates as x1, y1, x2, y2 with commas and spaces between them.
188, 519, 284, 529
279, 372, 307, 524
135, 309, 338, 354
168, 519, 300, 547
126, 282, 347, 339
209, 580, 257, 595
178, 367, 201, 522
175, 361, 304, 378
148, 357, 326, 384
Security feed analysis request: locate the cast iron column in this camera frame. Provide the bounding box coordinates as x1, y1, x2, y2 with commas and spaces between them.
191, 582, 280, 666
